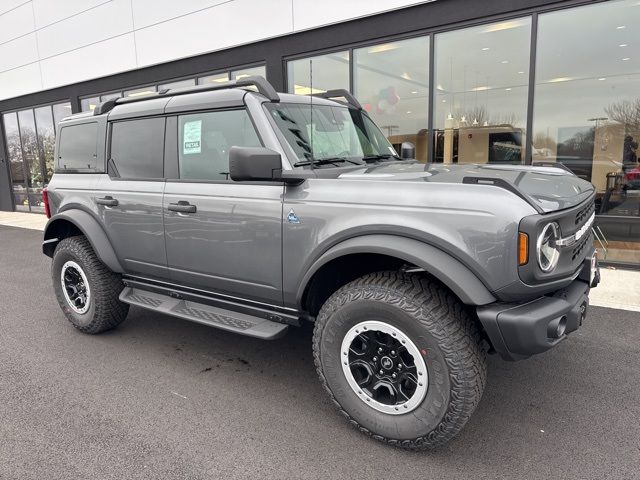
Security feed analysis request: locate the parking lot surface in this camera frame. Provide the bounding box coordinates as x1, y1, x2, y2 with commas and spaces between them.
1, 225, 639, 480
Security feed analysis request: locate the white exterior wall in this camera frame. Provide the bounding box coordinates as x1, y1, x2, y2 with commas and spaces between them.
0, 0, 431, 101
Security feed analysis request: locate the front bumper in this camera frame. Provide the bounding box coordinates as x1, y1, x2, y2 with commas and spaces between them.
477, 252, 599, 361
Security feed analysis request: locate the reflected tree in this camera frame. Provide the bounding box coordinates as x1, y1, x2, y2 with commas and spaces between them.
605, 99, 640, 131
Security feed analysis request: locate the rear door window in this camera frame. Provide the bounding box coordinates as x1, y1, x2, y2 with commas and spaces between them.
109, 117, 165, 179
177, 109, 261, 181
58, 122, 98, 171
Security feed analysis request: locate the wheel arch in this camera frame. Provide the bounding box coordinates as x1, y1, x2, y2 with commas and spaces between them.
298, 234, 496, 315
43, 210, 124, 273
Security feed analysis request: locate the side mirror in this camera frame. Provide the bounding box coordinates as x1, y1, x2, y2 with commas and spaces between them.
400, 142, 416, 160
229, 147, 283, 182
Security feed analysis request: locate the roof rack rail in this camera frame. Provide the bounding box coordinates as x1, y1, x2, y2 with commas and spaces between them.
93, 76, 279, 115
312, 89, 362, 110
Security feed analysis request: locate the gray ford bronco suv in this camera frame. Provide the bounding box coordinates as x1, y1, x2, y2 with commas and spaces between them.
42, 77, 600, 449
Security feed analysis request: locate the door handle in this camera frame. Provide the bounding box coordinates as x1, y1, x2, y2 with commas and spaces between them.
168, 201, 197, 214
96, 196, 119, 207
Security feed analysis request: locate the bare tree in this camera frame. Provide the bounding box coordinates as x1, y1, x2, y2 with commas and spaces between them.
604, 99, 640, 131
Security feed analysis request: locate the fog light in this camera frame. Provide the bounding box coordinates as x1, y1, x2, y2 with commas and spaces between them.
547, 316, 567, 339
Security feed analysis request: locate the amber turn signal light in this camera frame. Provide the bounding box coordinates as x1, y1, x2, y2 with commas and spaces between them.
518, 232, 529, 266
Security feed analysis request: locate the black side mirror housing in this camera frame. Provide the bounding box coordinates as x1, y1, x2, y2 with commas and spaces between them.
229, 147, 283, 182
400, 141, 416, 160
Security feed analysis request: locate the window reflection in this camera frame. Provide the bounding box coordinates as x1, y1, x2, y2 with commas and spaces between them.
159, 79, 195, 90
232, 66, 266, 80
34, 106, 55, 187
288, 51, 350, 95
17, 109, 45, 212
434, 18, 531, 164
80, 96, 100, 112
2, 112, 28, 211
533, 0, 640, 264
354, 37, 429, 162
198, 72, 229, 85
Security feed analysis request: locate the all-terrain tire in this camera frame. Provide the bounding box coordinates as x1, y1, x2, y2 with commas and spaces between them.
52, 236, 129, 334
313, 271, 487, 450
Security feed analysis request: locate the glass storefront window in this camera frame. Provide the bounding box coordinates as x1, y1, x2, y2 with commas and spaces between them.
434, 18, 531, 165
52, 102, 72, 131
124, 85, 157, 98
2, 102, 71, 212
288, 51, 350, 95
34, 106, 55, 185
533, 0, 640, 264
17, 109, 45, 213
354, 37, 429, 162
100, 92, 122, 102
159, 78, 195, 90
2, 112, 28, 211
80, 96, 100, 112
231, 65, 266, 80
198, 72, 230, 85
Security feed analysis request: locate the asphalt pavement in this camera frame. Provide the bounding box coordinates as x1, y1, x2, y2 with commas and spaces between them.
1, 225, 639, 480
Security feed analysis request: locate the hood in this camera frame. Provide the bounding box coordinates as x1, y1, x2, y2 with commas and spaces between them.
337, 162, 595, 213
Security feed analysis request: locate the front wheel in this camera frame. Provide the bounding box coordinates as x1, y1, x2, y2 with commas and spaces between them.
52, 236, 129, 334
313, 272, 487, 449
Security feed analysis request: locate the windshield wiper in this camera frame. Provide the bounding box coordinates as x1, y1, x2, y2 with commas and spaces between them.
293, 157, 364, 167
361, 154, 402, 163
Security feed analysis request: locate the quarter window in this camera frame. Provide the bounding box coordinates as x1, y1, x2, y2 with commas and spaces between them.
177, 110, 261, 181
109, 118, 165, 179
58, 123, 98, 171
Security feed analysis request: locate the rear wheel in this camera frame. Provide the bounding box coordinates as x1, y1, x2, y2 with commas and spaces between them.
313, 271, 487, 449
52, 236, 129, 334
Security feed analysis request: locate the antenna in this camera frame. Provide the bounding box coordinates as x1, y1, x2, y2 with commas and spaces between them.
309, 59, 314, 169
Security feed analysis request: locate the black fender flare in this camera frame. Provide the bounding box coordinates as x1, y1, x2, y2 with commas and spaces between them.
42, 210, 124, 273
297, 234, 496, 306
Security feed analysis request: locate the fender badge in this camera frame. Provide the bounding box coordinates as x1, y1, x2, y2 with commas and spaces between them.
287, 208, 301, 224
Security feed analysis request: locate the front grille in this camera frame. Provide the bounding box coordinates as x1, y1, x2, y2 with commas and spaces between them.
571, 230, 591, 261
575, 201, 595, 226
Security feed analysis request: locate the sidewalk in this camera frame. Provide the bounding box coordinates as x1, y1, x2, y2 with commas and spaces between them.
0, 211, 48, 230
0, 211, 638, 312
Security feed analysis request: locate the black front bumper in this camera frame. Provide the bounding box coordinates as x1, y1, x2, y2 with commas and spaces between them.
477, 254, 599, 361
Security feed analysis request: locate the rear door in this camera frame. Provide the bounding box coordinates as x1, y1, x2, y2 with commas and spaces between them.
95, 116, 167, 279
163, 108, 284, 305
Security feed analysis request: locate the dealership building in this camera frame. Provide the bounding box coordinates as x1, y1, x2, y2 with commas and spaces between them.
0, 0, 638, 267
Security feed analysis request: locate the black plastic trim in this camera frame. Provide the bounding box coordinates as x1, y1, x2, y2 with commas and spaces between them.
463, 176, 544, 214
123, 275, 300, 326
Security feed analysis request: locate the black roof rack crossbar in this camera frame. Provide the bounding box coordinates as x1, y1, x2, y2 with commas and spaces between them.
93, 76, 279, 115
312, 89, 362, 109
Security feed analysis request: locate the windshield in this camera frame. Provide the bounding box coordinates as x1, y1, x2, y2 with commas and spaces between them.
266, 102, 397, 165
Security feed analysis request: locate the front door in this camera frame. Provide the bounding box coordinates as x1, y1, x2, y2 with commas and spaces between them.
163, 108, 283, 305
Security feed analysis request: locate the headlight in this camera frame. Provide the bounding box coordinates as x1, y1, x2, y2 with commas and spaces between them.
537, 222, 560, 272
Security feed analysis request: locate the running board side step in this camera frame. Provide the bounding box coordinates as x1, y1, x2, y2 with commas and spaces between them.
119, 287, 288, 340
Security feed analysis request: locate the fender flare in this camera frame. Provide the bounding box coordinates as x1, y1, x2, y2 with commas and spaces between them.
297, 234, 496, 306
42, 209, 124, 273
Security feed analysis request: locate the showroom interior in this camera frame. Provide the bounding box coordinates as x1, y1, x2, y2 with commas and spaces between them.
0, 0, 638, 267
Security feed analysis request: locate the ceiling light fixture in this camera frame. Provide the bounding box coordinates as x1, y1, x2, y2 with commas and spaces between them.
598, 77, 607, 81
501, 60, 509, 64
548, 77, 573, 83
616, 25, 626, 29
622, 57, 631, 61
368, 43, 399, 54
481, 47, 490, 51
619, 43, 628, 47
482, 20, 527, 33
